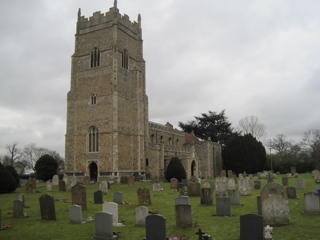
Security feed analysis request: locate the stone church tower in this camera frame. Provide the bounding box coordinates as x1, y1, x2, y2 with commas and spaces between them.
65, 1, 222, 181
65, 1, 149, 180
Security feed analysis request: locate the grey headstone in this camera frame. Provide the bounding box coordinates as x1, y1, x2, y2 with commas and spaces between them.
94, 190, 103, 204
153, 183, 161, 191
100, 181, 108, 194
39, 194, 56, 220
69, 204, 82, 224
46, 180, 52, 192
313, 186, 320, 194
240, 214, 263, 240
145, 214, 166, 240
71, 184, 87, 210
261, 183, 289, 225
295, 179, 305, 190
52, 175, 59, 186
216, 196, 231, 216
200, 188, 213, 205
13, 200, 24, 218
282, 177, 288, 186
175, 204, 192, 228
304, 192, 320, 214
286, 187, 297, 199
239, 178, 252, 196
227, 178, 236, 190
175, 196, 190, 205
228, 190, 240, 205
182, 179, 188, 186
16, 193, 25, 207
29, 178, 36, 189
137, 188, 151, 205
253, 180, 261, 190
102, 202, 123, 226
135, 206, 149, 226
113, 192, 123, 204
215, 177, 227, 196
94, 212, 118, 240
59, 180, 66, 192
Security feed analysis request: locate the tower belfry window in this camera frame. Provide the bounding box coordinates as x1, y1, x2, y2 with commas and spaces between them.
90, 47, 100, 68
122, 49, 128, 69
91, 93, 97, 105
89, 126, 99, 152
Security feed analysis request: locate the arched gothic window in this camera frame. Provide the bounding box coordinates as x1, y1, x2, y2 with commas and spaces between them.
150, 134, 155, 144
122, 49, 128, 69
89, 126, 99, 152
90, 47, 100, 68
91, 93, 97, 105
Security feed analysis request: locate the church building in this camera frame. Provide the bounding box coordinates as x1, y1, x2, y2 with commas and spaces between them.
64, 1, 222, 181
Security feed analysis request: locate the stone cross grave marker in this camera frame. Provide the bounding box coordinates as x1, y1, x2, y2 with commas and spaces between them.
216, 196, 231, 216
195, 228, 205, 240
261, 183, 289, 225
304, 192, 320, 214
71, 183, 87, 210
13, 200, 24, 218
94, 212, 118, 240
113, 191, 123, 204
137, 188, 151, 205
52, 174, 59, 186
94, 190, 103, 204
145, 214, 166, 240
175, 204, 192, 228
69, 204, 82, 224
39, 194, 56, 220
59, 180, 66, 192
200, 188, 213, 205
102, 202, 124, 226
135, 206, 149, 226
240, 214, 263, 240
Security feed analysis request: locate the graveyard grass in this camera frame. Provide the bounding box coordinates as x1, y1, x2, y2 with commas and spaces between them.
0, 174, 319, 240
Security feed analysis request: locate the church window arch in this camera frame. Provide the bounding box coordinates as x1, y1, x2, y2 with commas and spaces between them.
88, 126, 99, 152
176, 139, 179, 147
91, 93, 97, 105
160, 136, 164, 143
122, 49, 128, 69
168, 137, 172, 146
150, 134, 155, 144
90, 47, 100, 68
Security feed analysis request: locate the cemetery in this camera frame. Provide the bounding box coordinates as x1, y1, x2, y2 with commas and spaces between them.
0, 173, 319, 239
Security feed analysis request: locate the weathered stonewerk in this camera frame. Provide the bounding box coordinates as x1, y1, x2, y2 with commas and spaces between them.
65, 1, 222, 181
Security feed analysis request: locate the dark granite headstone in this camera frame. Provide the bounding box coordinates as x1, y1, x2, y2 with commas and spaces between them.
216, 196, 231, 216
94, 190, 103, 204
182, 179, 188, 186
200, 188, 213, 205
145, 214, 166, 240
286, 187, 297, 199
175, 204, 192, 228
39, 194, 56, 220
240, 214, 263, 240
71, 183, 87, 210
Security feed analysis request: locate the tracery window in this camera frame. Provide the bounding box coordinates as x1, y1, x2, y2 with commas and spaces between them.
89, 126, 99, 152
90, 47, 100, 68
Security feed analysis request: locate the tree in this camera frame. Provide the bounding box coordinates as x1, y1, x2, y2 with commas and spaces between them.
5, 165, 20, 187
0, 162, 17, 193
236, 115, 267, 141
35, 154, 57, 181
179, 110, 237, 147
165, 157, 187, 182
22, 143, 49, 172
5, 142, 22, 166
267, 134, 293, 159
222, 134, 266, 174
302, 128, 320, 169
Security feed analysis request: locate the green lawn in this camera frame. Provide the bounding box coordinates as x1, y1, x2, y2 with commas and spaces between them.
0, 174, 319, 240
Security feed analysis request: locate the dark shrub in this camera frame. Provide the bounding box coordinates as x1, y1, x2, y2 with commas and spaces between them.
35, 154, 57, 181
165, 157, 187, 182
6, 165, 20, 187
0, 162, 17, 193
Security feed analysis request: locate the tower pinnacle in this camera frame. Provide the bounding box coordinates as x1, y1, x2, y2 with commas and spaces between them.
114, 0, 117, 9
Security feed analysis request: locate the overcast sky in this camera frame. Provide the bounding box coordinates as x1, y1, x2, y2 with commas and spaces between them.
1, 0, 320, 158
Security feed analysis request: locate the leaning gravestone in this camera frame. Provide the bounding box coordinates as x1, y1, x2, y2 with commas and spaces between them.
286, 187, 297, 199
135, 206, 149, 226
13, 200, 24, 218
39, 194, 56, 220
304, 192, 320, 214
175, 204, 192, 228
145, 214, 166, 240
59, 180, 66, 192
216, 196, 231, 216
94, 190, 103, 204
239, 178, 252, 196
102, 202, 124, 226
137, 188, 151, 205
260, 183, 289, 225
113, 192, 123, 204
52, 174, 59, 186
94, 212, 118, 240
240, 214, 263, 240
71, 184, 87, 210
69, 204, 82, 224
200, 188, 213, 205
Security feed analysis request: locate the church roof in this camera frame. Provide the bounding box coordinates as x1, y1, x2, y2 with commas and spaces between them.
185, 132, 200, 143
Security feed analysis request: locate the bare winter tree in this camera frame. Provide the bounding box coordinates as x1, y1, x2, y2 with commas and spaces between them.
267, 134, 293, 158
5, 142, 22, 166
236, 115, 267, 141
22, 143, 49, 171
302, 128, 320, 168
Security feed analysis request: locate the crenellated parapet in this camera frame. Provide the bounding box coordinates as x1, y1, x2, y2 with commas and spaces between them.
77, 6, 141, 36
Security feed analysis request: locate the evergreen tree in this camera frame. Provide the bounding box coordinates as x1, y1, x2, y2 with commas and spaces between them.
165, 157, 187, 182
222, 134, 266, 174
5, 165, 20, 187
35, 154, 57, 181
0, 162, 17, 193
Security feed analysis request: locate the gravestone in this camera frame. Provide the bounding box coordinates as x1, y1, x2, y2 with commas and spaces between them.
145, 214, 166, 240
100, 180, 108, 194
220, 170, 226, 177
286, 187, 297, 199
215, 178, 227, 196
267, 172, 273, 183
216, 196, 231, 216
59, 180, 66, 192
52, 174, 59, 186
135, 206, 149, 226
182, 179, 188, 186
304, 192, 320, 214
13, 200, 24, 218
282, 177, 288, 186
153, 183, 161, 191
287, 173, 292, 178
16, 193, 25, 207
295, 179, 305, 190
227, 178, 236, 190
29, 178, 36, 189
102, 202, 124, 226
227, 170, 233, 177
175, 196, 190, 205
137, 188, 151, 205
113, 192, 123, 204
175, 204, 192, 228
94, 190, 103, 204
177, 182, 184, 194
228, 190, 240, 205
260, 183, 290, 225
240, 214, 263, 240
46, 180, 53, 192
257, 196, 262, 215
200, 188, 213, 205
128, 175, 135, 186
69, 204, 82, 224
39, 194, 56, 220
71, 184, 87, 210
187, 182, 200, 196
25, 182, 33, 193
94, 212, 118, 240
202, 182, 211, 189
313, 186, 320, 194
239, 178, 252, 196
170, 178, 178, 189
254, 180, 261, 190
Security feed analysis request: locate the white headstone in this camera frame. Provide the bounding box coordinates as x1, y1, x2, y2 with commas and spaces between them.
102, 202, 124, 226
